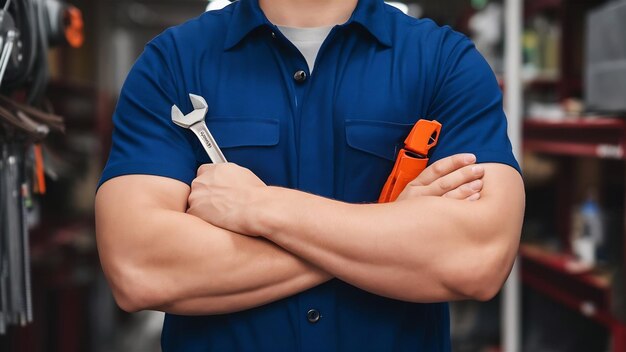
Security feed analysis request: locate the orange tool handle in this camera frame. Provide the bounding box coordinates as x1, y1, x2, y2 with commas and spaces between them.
34, 144, 46, 194
378, 119, 441, 203
65, 6, 84, 48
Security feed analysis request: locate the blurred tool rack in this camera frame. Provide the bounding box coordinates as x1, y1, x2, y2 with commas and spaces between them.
524, 118, 626, 160
522, 116, 626, 351
520, 0, 626, 349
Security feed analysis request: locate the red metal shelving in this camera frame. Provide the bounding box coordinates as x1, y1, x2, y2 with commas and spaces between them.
523, 116, 626, 351
521, 244, 611, 317
521, 0, 626, 348
525, 0, 562, 18
521, 244, 626, 349
524, 117, 625, 129
523, 118, 626, 159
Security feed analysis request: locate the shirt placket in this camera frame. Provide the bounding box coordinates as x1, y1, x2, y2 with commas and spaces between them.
268, 26, 339, 352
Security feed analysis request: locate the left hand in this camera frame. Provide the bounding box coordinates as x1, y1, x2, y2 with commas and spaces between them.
396, 153, 484, 202
187, 163, 266, 235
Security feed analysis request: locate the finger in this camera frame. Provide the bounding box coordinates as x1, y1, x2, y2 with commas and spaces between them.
426, 164, 484, 196
221, 162, 245, 176
466, 193, 481, 201
197, 163, 215, 176
443, 179, 483, 200
414, 153, 476, 186
400, 163, 483, 198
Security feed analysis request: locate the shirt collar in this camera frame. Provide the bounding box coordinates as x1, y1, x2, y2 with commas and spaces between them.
347, 0, 392, 47
224, 0, 392, 50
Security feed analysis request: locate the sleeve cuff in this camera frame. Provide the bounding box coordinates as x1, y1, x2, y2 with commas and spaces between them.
430, 149, 522, 176
97, 160, 197, 191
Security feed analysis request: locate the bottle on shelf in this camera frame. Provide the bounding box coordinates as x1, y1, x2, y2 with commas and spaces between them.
571, 188, 604, 267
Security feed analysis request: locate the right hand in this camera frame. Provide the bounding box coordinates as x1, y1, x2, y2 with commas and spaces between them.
396, 153, 484, 202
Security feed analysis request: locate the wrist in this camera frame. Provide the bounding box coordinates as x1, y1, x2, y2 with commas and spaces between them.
247, 186, 288, 238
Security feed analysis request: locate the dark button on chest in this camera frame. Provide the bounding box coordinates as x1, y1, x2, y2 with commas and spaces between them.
306, 309, 321, 323
293, 70, 307, 83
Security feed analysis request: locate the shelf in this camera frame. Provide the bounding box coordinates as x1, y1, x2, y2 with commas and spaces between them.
525, 0, 562, 18
526, 77, 559, 89
524, 118, 626, 129
497, 75, 560, 91
523, 118, 626, 159
520, 243, 620, 327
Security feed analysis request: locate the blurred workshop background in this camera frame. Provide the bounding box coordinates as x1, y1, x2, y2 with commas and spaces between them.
0, 0, 625, 351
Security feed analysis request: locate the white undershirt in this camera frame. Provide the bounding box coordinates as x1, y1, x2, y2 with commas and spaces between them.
277, 25, 334, 74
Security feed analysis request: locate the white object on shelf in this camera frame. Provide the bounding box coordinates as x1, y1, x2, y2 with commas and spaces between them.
573, 237, 596, 266
527, 102, 566, 121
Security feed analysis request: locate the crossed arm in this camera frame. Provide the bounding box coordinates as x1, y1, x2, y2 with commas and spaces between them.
96, 175, 331, 315
95, 154, 524, 314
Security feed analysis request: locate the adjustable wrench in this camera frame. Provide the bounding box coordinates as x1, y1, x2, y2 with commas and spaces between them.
171, 94, 227, 164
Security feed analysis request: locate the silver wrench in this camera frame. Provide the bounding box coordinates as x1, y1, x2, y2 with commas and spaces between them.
171, 94, 227, 164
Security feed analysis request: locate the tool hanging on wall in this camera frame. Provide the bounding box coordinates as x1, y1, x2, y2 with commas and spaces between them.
0, 102, 63, 335
0, 0, 82, 334
0, 0, 84, 104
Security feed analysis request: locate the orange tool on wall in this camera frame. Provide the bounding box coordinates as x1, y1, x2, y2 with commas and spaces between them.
378, 119, 442, 203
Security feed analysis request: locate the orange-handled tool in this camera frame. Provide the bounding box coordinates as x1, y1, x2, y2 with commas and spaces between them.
64, 6, 85, 48
378, 119, 442, 203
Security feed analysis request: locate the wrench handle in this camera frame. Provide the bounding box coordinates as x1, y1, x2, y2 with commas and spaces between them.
190, 123, 227, 164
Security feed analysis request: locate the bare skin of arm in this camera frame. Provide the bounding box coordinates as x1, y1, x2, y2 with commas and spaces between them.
96, 154, 483, 314
96, 175, 331, 315
188, 162, 524, 303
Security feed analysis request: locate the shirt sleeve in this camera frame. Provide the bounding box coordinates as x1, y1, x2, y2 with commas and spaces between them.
427, 34, 521, 174
98, 40, 198, 189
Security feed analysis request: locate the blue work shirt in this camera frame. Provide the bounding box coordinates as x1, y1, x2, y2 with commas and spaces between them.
99, 0, 520, 350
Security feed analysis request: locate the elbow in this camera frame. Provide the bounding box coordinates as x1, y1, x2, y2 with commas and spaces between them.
96, 233, 171, 313
462, 272, 505, 302
454, 221, 522, 301
111, 282, 147, 313
103, 262, 167, 313
448, 242, 518, 302
111, 286, 143, 314
454, 264, 509, 302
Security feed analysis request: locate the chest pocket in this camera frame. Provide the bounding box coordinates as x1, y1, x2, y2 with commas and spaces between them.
342, 119, 413, 203
196, 117, 286, 185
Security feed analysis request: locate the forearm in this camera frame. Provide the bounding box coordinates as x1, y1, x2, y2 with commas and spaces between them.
96, 181, 331, 315
254, 165, 523, 302
157, 254, 327, 315
149, 211, 330, 314
258, 190, 475, 301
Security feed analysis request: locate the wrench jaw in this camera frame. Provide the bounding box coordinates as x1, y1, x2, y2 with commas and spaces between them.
171, 93, 209, 128
171, 104, 207, 129
189, 94, 208, 110
171, 105, 190, 128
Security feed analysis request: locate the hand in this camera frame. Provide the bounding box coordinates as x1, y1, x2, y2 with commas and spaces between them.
187, 163, 266, 235
396, 153, 484, 202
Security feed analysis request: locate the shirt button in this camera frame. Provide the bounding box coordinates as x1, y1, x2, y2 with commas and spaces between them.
271, 32, 276, 39
306, 309, 321, 323
293, 70, 307, 83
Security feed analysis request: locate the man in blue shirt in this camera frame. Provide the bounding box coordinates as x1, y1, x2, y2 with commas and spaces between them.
95, 0, 525, 350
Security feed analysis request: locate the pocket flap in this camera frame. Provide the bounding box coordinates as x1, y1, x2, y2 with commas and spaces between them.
207, 118, 280, 148
345, 119, 413, 161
